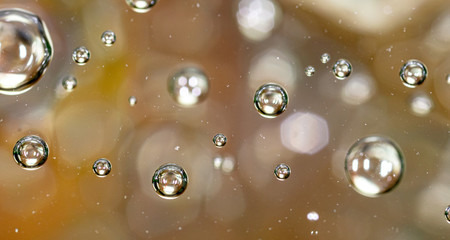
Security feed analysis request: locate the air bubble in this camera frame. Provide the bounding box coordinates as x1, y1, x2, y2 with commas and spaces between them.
213, 133, 227, 148
253, 83, 288, 118
320, 53, 330, 64
409, 92, 433, 116
446, 74, 450, 85
445, 205, 450, 223
92, 158, 111, 177
399, 60, 427, 88
344, 136, 404, 197
101, 30, 116, 46
62, 76, 77, 91
125, 0, 158, 13
332, 59, 352, 80
13, 135, 49, 170
274, 163, 290, 181
128, 96, 137, 106
152, 163, 188, 199
0, 9, 53, 95
72, 46, 90, 65
305, 66, 315, 77
168, 67, 209, 106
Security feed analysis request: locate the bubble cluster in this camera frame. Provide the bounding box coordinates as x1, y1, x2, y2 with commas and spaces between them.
445, 206, 450, 223
62, 76, 77, 91
0, 9, 53, 95
152, 163, 188, 199
13, 135, 49, 170
344, 136, 404, 197
305, 66, 315, 77
101, 30, 116, 46
213, 133, 227, 148
125, 0, 158, 13
332, 59, 352, 80
92, 158, 112, 177
253, 83, 288, 118
168, 67, 209, 106
399, 60, 427, 88
320, 53, 330, 64
72, 46, 90, 65
274, 163, 291, 181
128, 96, 137, 106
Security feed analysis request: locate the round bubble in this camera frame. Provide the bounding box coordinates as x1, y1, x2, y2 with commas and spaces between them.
62, 76, 77, 91
128, 96, 137, 106
168, 67, 209, 106
93, 158, 112, 177
332, 59, 352, 80
320, 53, 330, 64
274, 163, 291, 181
13, 135, 49, 170
72, 46, 90, 65
213, 133, 227, 148
125, 0, 158, 13
253, 83, 288, 118
305, 66, 315, 77
399, 59, 427, 88
152, 163, 188, 199
101, 30, 116, 46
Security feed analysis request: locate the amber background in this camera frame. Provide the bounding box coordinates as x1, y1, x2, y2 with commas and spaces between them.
0, 0, 449, 239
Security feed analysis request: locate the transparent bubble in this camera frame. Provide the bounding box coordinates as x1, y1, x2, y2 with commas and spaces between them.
62, 76, 77, 91
446, 74, 450, 85
445, 205, 450, 223
332, 59, 352, 80
168, 67, 209, 106
305, 66, 315, 77
307, 211, 319, 221
253, 83, 288, 118
274, 163, 290, 181
13, 135, 49, 170
320, 53, 330, 64
213, 133, 227, 148
125, 0, 158, 13
92, 158, 112, 177
344, 136, 404, 197
409, 92, 433, 116
101, 30, 116, 46
0, 9, 53, 95
128, 96, 137, 106
72, 46, 90, 65
399, 60, 427, 88
152, 163, 188, 199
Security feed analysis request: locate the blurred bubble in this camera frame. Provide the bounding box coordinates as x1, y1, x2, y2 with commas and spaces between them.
409, 92, 433, 116
213, 155, 235, 173
13, 135, 49, 170
168, 67, 209, 107
341, 73, 376, 105
280, 112, 329, 155
253, 83, 288, 118
274, 163, 290, 181
307, 211, 319, 221
125, 0, 157, 13
333, 59, 352, 80
320, 53, 330, 64
128, 96, 137, 106
92, 158, 112, 177
0, 9, 53, 95
101, 30, 116, 46
152, 163, 188, 199
305, 66, 315, 77
399, 60, 427, 88
344, 136, 404, 197
72, 46, 90, 65
62, 76, 77, 92
212, 133, 227, 148
447, 74, 450, 85
236, 0, 282, 41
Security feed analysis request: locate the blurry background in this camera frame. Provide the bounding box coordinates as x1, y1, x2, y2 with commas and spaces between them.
0, 0, 449, 239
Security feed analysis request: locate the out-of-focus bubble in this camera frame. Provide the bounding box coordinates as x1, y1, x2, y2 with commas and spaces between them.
409, 92, 433, 116
235, 0, 282, 41
152, 163, 188, 199
212, 133, 227, 148
13, 135, 49, 170
128, 96, 137, 106
307, 211, 319, 221
253, 83, 288, 118
213, 155, 235, 173
125, 0, 158, 13
168, 67, 209, 107
280, 112, 329, 155
344, 136, 404, 197
92, 158, 112, 177
333, 59, 352, 80
399, 60, 427, 88
274, 163, 290, 180
101, 30, 116, 46
62, 76, 77, 92
0, 9, 53, 95
341, 73, 376, 105
320, 53, 330, 64
72, 46, 90, 65
305, 66, 315, 77
447, 74, 450, 85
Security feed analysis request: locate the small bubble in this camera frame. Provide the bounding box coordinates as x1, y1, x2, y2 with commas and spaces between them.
101, 30, 116, 46
13, 135, 49, 170
332, 59, 352, 80
446, 74, 450, 85
409, 92, 433, 116
320, 53, 330, 63
445, 205, 450, 223
152, 163, 188, 199
62, 76, 77, 91
0, 9, 53, 95
399, 60, 427, 88
305, 66, 315, 77
344, 136, 404, 197
307, 211, 319, 221
72, 46, 90, 65
128, 96, 137, 106
274, 163, 291, 181
168, 67, 209, 106
125, 0, 158, 13
92, 158, 111, 177
253, 83, 288, 118
213, 133, 227, 148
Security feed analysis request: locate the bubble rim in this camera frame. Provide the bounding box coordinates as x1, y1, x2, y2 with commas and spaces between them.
13, 135, 49, 170
152, 163, 188, 199
399, 59, 428, 88
253, 83, 289, 118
